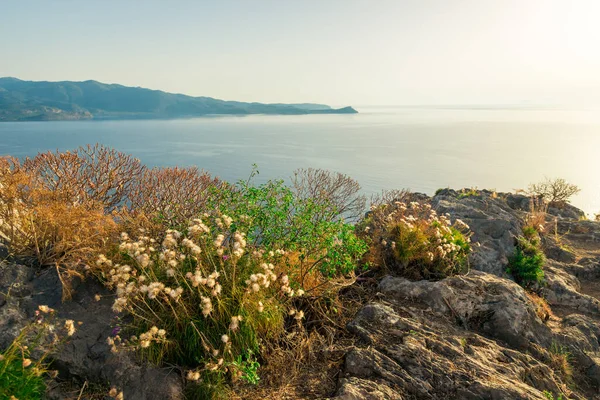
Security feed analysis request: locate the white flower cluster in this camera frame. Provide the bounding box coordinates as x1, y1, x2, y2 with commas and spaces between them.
138, 325, 167, 348
186, 270, 222, 297
378, 200, 472, 264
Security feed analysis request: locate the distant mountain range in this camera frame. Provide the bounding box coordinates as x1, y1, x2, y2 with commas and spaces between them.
0, 77, 357, 121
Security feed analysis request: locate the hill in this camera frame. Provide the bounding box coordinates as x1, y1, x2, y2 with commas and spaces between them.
0, 77, 358, 121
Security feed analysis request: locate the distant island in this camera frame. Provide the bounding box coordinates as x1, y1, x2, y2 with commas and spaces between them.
0, 77, 358, 121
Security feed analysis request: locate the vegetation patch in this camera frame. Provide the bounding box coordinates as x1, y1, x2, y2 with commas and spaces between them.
359, 195, 472, 279
507, 224, 545, 288
0, 306, 76, 400
528, 178, 580, 207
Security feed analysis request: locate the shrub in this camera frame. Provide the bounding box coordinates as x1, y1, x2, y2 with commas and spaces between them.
0, 305, 76, 400
528, 178, 580, 206
23, 144, 145, 211
210, 172, 367, 284
291, 168, 366, 222
128, 166, 222, 228
507, 227, 545, 287
0, 157, 117, 298
360, 199, 472, 279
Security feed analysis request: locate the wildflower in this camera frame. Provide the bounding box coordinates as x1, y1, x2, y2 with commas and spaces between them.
201, 297, 213, 317
38, 305, 54, 314
64, 319, 76, 336
94, 294, 102, 301
295, 310, 305, 321
230, 316, 240, 331
257, 301, 264, 312
109, 388, 118, 397
297, 289, 305, 296
221, 334, 229, 343
214, 234, 225, 248
187, 370, 201, 381
136, 253, 150, 268
22, 358, 32, 367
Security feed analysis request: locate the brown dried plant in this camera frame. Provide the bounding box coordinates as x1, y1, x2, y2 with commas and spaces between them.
292, 168, 366, 222
23, 144, 146, 211
128, 166, 222, 228
0, 156, 116, 299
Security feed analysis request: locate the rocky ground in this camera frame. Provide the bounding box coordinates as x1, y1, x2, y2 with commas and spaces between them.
2, 189, 600, 399
334, 190, 600, 400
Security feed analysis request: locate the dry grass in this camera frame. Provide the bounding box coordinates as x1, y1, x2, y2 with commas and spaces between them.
525, 292, 552, 322
232, 276, 373, 400
526, 196, 549, 234
548, 342, 573, 384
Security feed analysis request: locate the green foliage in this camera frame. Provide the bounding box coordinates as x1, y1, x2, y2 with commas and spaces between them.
231, 350, 261, 385
507, 228, 545, 287
457, 188, 479, 199
0, 357, 46, 400
185, 371, 230, 400
542, 391, 564, 400
210, 169, 367, 282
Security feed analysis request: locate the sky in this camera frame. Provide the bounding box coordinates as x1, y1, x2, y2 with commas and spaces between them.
1, 0, 600, 106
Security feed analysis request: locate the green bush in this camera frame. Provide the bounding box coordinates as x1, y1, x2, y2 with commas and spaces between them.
507, 228, 545, 287
209, 170, 367, 283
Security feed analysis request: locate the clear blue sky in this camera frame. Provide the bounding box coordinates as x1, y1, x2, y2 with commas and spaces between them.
1, 0, 599, 106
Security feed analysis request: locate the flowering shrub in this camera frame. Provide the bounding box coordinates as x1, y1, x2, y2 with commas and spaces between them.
97, 214, 310, 395
360, 200, 472, 279
0, 305, 77, 400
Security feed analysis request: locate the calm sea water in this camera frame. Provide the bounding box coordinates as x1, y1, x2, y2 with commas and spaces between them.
1, 107, 599, 214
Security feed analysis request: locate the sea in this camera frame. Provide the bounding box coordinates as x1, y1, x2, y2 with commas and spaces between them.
1, 106, 599, 215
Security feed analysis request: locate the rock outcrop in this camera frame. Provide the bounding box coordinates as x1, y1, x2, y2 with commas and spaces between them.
0, 260, 183, 400
336, 190, 600, 400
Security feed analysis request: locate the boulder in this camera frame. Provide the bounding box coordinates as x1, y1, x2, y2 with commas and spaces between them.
432, 190, 522, 277
0, 263, 183, 400
336, 302, 570, 399
378, 272, 552, 349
